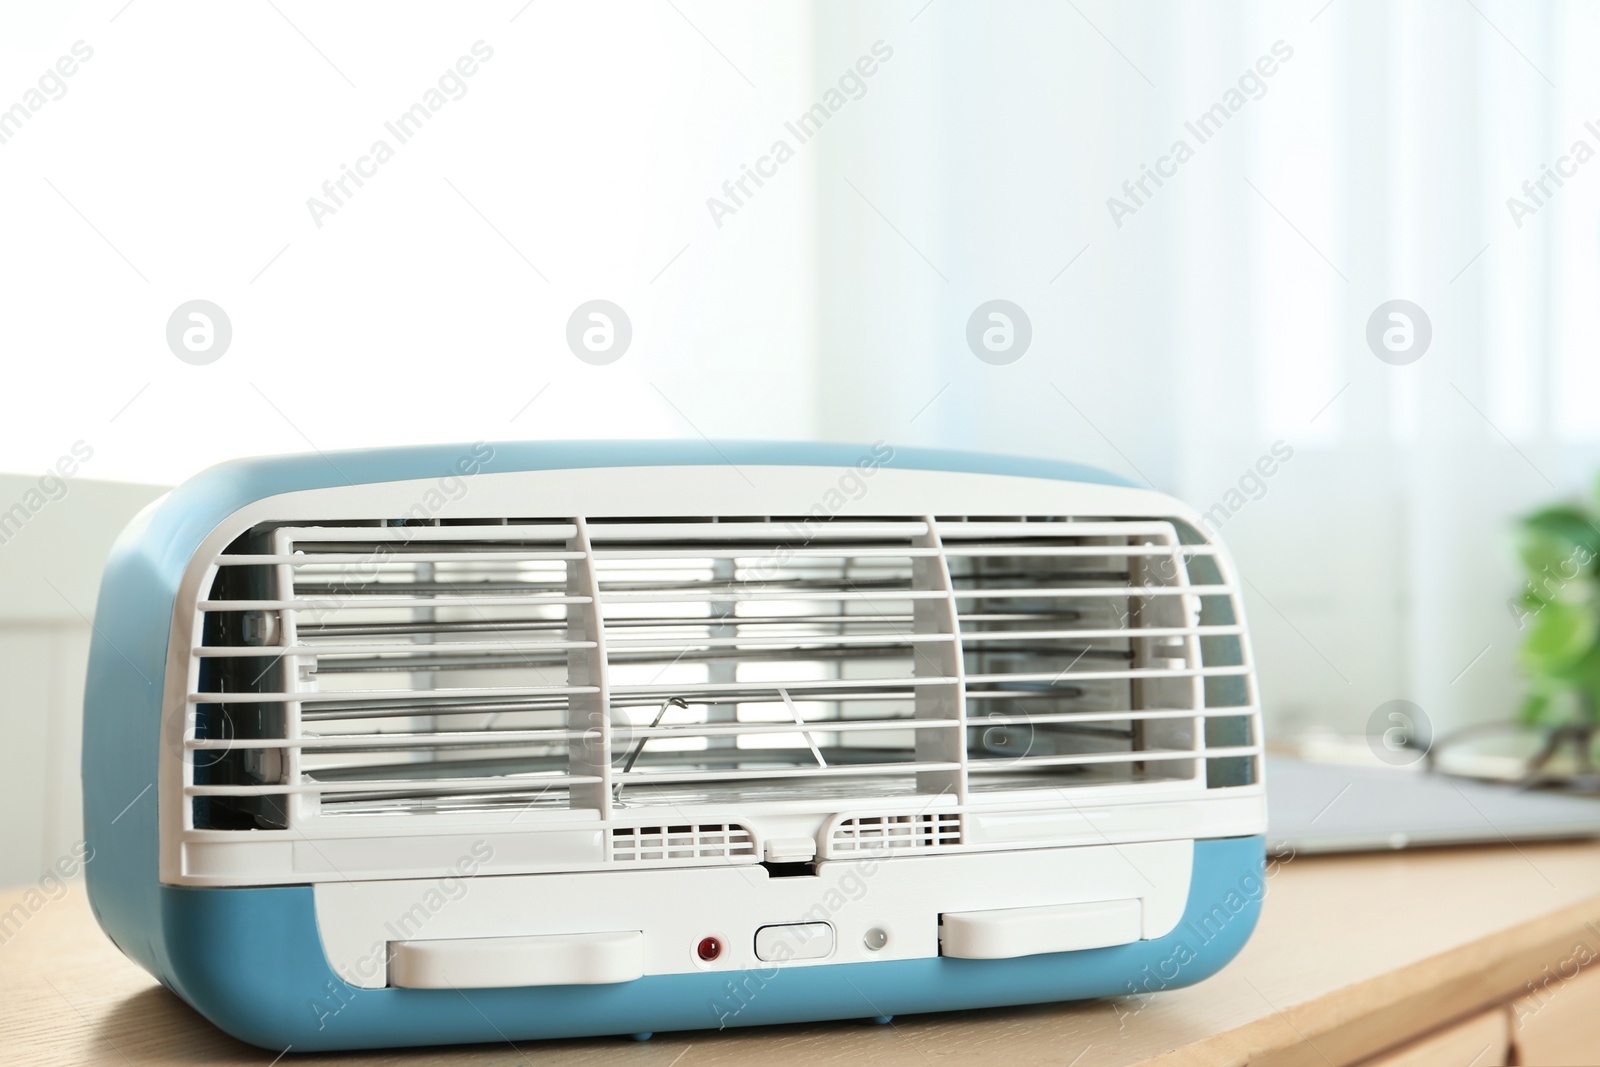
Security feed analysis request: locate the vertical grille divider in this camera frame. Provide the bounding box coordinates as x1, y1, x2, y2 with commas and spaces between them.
1198, 531, 1262, 786
565, 516, 614, 822
1127, 535, 1148, 779
274, 527, 305, 825
914, 517, 968, 803
704, 556, 739, 756
1127, 529, 1203, 783
1167, 537, 1206, 765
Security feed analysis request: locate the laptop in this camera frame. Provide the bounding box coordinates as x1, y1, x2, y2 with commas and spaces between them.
1266, 756, 1600, 854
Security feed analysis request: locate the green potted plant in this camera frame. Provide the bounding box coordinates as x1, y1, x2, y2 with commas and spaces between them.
1512, 497, 1600, 789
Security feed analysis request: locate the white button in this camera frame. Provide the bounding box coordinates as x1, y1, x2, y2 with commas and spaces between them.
753, 922, 834, 961
940, 898, 1142, 960
388, 931, 644, 989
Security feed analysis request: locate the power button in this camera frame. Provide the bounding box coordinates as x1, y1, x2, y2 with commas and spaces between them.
753, 922, 834, 962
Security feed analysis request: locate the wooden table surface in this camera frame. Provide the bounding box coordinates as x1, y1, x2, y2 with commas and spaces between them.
6, 842, 1600, 1066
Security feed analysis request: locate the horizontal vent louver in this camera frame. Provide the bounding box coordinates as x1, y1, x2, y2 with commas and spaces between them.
829, 812, 962, 853
185, 513, 1258, 849
609, 823, 756, 862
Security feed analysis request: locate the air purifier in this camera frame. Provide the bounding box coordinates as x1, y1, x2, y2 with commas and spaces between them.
83, 441, 1266, 1051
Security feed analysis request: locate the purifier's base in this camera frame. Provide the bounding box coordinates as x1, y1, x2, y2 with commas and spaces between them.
153, 836, 1265, 1052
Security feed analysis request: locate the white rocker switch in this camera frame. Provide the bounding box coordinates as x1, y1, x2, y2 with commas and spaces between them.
754, 922, 835, 962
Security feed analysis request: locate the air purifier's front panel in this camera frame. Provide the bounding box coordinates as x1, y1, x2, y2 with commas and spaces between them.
86, 448, 1267, 1046
159, 463, 1262, 891
313, 838, 1196, 989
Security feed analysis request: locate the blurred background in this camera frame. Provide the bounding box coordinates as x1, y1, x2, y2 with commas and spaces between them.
1, 0, 1592, 885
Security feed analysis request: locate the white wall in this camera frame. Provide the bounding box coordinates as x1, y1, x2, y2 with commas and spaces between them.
0, 2, 821, 486
0, 623, 91, 889
0, 477, 167, 887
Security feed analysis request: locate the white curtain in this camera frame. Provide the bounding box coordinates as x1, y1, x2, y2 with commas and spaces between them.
810, 0, 1594, 742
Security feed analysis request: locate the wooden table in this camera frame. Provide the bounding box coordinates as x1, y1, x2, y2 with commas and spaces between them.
6, 842, 1600, 1066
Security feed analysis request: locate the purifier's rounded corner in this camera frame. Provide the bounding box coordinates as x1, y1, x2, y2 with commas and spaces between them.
155, 885, 341, 1052
1158, 834, 1267, 989
1150, 908, 1261, 994
83, 873, 138, 967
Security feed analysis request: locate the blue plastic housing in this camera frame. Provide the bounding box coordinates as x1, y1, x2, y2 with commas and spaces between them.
82, 441, 1260, 1051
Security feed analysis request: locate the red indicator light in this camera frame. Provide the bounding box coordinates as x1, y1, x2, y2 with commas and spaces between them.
697, 936, 722, 961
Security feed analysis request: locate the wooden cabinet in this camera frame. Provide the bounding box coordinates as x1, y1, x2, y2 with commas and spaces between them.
1354, 960, 1600, 1066
1510, 963, 1600, 1066
1360, 1010, 1507, 1067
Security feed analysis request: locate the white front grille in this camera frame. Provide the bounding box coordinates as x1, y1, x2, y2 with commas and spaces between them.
184, 512, 1259, 856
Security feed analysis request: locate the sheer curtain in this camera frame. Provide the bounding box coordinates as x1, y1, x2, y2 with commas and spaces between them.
810, 0, 1591, 741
